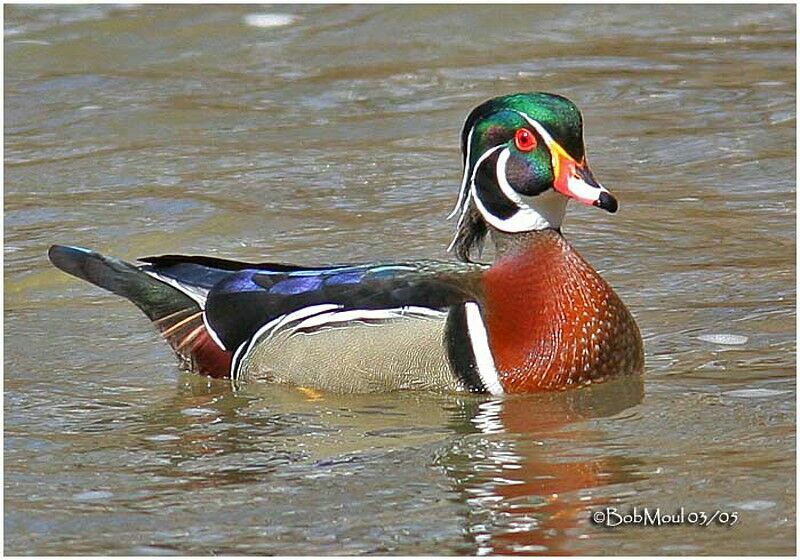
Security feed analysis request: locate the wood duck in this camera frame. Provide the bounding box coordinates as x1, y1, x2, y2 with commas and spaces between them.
49, 92, 644, 394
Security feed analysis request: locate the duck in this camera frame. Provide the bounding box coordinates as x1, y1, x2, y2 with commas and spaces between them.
48, 92, 644, 394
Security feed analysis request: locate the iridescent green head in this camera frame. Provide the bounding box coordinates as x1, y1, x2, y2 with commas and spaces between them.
449, 92, 617, 262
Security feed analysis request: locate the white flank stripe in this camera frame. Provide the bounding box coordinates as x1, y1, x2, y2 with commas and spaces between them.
264, 304, 343, 337
230, 304, 342, 379
291, 306, 445, 332
464, 302, 503, 395
400, 306, 447, 318
143, 270, 209, 307
230, 341, 249, 381
369, 265, 418, 273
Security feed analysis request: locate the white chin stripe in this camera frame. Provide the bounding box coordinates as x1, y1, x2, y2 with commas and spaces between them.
448, 113, 573, 243
464, 302, 503, 396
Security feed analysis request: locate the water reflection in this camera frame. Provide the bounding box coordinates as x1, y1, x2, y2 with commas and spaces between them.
115, 371, 645, 556
442, 377, 645, 555
128, 377, 306, 498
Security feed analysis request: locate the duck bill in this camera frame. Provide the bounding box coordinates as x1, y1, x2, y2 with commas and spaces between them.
551, 147, 618, 213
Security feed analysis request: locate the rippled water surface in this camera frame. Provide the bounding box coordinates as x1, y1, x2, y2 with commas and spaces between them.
4, 4, 795, 555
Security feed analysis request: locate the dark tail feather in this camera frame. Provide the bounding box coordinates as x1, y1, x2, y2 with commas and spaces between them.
48, 245, 232, 378
48, 245, 195, 321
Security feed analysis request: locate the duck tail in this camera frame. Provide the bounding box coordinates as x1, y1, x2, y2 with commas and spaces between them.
48, 245, 232, 378
48, 245, 192, 321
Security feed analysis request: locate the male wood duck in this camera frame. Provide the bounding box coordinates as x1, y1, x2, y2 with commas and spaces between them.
49, 92, 644, 394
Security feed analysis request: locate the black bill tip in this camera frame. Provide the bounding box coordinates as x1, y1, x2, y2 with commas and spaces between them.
595, 191, 618, 213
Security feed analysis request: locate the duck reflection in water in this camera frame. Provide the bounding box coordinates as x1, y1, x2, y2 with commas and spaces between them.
126, 372, 644, 553
441, 376, 645, 555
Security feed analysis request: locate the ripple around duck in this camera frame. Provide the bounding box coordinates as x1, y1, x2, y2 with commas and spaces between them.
4, 3, 796, 556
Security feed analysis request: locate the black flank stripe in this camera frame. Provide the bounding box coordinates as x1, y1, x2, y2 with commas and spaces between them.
445, 305, 487, 393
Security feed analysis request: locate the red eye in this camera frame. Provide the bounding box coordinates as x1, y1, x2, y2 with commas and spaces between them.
514, 128, 537, 152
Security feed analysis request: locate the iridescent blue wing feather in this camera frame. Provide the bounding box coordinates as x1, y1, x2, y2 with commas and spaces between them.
202, 262, 482, 351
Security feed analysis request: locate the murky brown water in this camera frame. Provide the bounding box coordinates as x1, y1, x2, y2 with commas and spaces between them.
4, 4, 795, 555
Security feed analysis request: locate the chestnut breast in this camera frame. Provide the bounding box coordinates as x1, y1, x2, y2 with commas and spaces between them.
481, 231, 643, 392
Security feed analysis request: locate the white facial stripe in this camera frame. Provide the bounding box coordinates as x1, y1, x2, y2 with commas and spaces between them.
495, 148, 526, 206
464, 302, 503, 395
469, 144, 505, 194
514, 112, 556, 144
509, 110, 586, 190
471, 183, 559, 232
473, 149, 535, 232
448, 126, 475, 220
512, 110, 611, 205
510, 110, 560, 165
446, 144, 505, 252
448, 114, 579, 245
480, 198, 567, 234
472, 147, 567, 232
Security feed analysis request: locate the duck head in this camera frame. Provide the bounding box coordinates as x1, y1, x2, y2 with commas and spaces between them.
448, 92, 617, 262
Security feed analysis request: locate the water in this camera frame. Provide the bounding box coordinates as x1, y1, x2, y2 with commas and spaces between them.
4, 4, 795, 555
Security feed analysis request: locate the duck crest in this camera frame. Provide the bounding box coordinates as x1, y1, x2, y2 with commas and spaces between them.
481, 230, 643, 392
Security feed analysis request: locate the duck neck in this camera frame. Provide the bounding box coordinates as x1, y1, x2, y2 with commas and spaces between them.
489, 227, 563, 261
